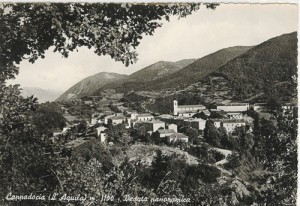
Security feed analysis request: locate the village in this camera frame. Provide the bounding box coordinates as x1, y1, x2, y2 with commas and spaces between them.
52, 97, 295, 163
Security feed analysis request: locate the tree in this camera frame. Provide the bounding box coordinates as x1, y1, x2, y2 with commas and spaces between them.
258, 112, 297, 205
1, 3, 217, 74
32, 103, 66, 136
0, 2, 219, 203
203, 120, 220, 146
183, 127, 199, 144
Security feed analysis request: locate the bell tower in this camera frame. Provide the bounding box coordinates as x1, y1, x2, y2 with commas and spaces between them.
173, 100, 178, 115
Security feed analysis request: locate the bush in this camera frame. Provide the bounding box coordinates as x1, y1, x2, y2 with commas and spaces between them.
209, 149, 226, 162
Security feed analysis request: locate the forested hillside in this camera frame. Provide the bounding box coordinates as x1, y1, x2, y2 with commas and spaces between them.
98, 59, 196, 93
206, 32, 297, 102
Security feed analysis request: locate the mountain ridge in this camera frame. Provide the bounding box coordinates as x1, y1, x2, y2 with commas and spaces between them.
56, 72, 128, 101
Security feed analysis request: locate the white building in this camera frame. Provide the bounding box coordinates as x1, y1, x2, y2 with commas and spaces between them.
130, 112, 138, 120
253, 103, 267, 111
167, 124, 178, 133
227, 112, 243, 120
136, 113, 153, 121
109, 115, 126, 125
100, 133, 107, 142
191, 118, 207, 130
222, 119, 246, 133
217, 103, 249, 112
104, 114, 115, 124
96, 126, 107, 137
211, 119, 222, 128
136, 119, 165, 132
173, 100, 206, 116
177, 111, 197, 117
157, 129, 176, 138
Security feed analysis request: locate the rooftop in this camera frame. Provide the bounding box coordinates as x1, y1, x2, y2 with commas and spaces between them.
158, 114, 173, 119
217, 103, 249, 106
210, 118, 222, 122
191, 118, 206, 122
157, 129, 176, 134
110, 116, 126, 120
169, 133, 188, 139
143, 119, 165, 124
178, 110, 198, 114
222, 119, 246, 123
178, 105, 205, 108
137, 113, 153, 117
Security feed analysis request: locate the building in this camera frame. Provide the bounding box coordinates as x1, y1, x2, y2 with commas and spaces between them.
157, 129, 176, 138
190, 118, 207, 131
177, 111, 197, 117
104, 114, 115, 124
100, 133, 107, 142
130, 112, 138, 120
216, 103, 249, 112
253, 103, 267, 111
109, 115, 126, 125
222, 119, 246, 133
211, 119, 222, 128
226, 112, 243, 120
135, 119, 165, 132
166, 123, 178, 132
168, 133, 189, 143
173, 100, 206, 116
136, 113, 153, 121
158, 114, 174, 120
95, 126, 107, 137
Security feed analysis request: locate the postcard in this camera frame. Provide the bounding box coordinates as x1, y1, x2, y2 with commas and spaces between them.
0, 2, 298, 205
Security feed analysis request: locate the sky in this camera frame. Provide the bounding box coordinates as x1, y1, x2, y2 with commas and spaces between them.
8, 3, 298, 92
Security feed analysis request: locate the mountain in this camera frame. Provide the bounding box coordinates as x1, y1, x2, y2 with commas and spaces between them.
203, 32, 297, 102
98, 59, 196, 92
143, 46, 254, 91
103, 46, 253, 93
21, 87, 63, 103
56, 72, 128, 101
127, 59, 196, 82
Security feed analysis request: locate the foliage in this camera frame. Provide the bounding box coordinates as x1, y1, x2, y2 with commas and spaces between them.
32, 102, 66, 136
209, 149, 225, 162
257, 111, 297, 205
107, 123, 132, 145
224, 152, 241, 170
1, 3, 220, 70
0, 85, 60, 205
182, 127, 199, 144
